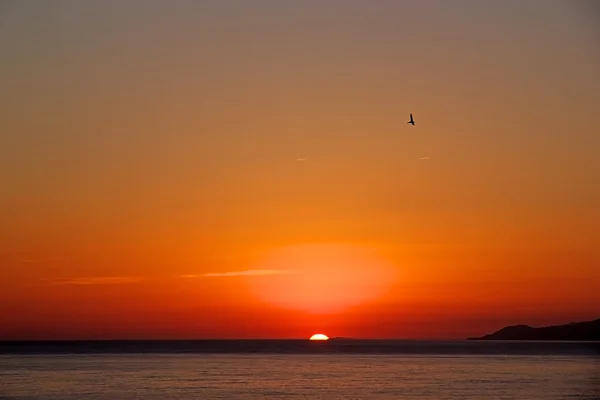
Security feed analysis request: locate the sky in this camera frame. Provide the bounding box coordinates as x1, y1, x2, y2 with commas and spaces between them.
1, 0, 599, 340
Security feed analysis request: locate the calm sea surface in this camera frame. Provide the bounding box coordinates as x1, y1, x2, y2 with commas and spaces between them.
1, 340, 599, 399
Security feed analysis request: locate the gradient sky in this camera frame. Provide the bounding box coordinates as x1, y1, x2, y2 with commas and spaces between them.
1, 0, 599, 339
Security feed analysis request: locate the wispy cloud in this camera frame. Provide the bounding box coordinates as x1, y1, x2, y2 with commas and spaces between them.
419, 156, 431, 160
181, 270, 290, 278
49, 276, 143, 285
0, 252, 48, 264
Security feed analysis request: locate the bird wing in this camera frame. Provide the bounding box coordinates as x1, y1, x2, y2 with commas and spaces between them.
410, 113, 413, 121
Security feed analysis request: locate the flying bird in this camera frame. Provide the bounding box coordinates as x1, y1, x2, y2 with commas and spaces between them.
407, 113, 415, 126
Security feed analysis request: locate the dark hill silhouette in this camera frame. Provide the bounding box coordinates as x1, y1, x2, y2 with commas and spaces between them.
468, 318, 600, 341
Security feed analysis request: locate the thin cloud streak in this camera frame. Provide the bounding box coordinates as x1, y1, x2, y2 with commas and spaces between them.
49, 277, 143, 285
181, 270, 291, 278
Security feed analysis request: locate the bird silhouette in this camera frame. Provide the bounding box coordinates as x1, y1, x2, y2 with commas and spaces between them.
407, 113, 415, 126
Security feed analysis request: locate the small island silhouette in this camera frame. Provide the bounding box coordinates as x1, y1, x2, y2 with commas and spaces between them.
468, 318, 600, 341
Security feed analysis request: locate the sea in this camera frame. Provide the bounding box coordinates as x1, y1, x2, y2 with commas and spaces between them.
1, 340, 599, 399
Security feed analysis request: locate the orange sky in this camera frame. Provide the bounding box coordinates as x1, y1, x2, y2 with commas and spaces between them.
1, 1, 599, 339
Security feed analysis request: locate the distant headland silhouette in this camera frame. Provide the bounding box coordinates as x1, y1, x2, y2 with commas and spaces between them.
468, 318, 600, 341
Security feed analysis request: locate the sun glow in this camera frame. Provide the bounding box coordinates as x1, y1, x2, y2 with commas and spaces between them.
248, 243, 398, 314
309, 333, 329, 341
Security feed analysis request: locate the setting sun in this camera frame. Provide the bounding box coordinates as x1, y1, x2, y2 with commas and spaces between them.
309, 334, 329, 341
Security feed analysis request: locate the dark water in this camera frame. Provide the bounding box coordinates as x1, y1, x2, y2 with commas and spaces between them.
2, 339, 600, 355
1, 341, 599, 399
